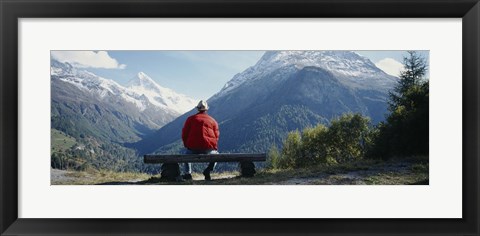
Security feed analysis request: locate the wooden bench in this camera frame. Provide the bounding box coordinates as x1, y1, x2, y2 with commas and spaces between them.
144, 153, 266, 181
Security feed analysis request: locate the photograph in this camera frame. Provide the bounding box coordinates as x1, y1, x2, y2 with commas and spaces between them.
50, 50, 429, 185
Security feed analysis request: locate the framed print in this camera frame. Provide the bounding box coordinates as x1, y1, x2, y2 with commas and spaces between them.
1, 0, 479, 235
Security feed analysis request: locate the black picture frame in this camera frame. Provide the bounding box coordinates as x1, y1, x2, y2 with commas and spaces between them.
1, 0, 479, 235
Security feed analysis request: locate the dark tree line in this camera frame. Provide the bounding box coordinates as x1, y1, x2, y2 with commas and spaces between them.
369, 51, 429, 159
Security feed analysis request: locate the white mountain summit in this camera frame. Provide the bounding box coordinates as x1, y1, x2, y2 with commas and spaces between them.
51, 59, 197, 115
212, 51, 398, 100
126, 72, 197, 114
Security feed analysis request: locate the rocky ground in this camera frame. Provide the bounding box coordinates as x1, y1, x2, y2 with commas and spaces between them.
51, 158, 428, 185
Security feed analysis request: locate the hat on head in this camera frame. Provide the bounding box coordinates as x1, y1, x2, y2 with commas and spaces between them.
196, 100, 209, 111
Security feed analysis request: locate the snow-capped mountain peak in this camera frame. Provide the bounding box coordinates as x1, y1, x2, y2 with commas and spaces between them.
126, 72, 197, 114
213, 50, 397, 99
128, 72, 156, 86
51, 59, 197, 115
138, 71, 149, 78
253, 50, 383, 80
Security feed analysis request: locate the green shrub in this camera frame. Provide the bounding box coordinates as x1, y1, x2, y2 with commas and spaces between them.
276, 113, 372, 169
279, 131, 301, 169
266, 144, 281, 169
298, 124, 329, 167
326, 114, 371, 163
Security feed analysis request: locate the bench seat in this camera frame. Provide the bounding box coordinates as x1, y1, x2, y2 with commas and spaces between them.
144, 153, 266, 163
143, 153, 266, 181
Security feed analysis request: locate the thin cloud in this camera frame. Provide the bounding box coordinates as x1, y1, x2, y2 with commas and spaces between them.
51, 51, 126, 69
375, 58, 404, 77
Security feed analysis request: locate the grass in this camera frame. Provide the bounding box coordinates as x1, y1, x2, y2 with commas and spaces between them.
142, 158, 429, 185
51, 169, 150, 185
140, 167, 333, 185
51, 157, 429, 185
51, 129, 78, 153
364, 171, 429, 185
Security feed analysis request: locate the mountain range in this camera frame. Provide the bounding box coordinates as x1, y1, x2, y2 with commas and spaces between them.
51, 59, 197, 143
130, 51, 398, 154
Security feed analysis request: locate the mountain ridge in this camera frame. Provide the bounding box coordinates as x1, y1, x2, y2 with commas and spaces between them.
51, 59, 196, 143
131, 51, 398, 155
212, 50, 397, 101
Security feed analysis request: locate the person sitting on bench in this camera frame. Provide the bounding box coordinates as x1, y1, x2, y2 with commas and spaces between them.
181, 100, 220, 181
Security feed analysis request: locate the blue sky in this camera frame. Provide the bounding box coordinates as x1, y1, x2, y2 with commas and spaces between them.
51, 50, 429, 100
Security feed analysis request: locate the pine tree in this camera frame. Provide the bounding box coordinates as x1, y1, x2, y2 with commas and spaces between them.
369, 51, 429, 159
389, 51, 428, 112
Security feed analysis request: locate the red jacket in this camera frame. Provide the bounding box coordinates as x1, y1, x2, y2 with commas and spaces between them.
182, 112, 219, 150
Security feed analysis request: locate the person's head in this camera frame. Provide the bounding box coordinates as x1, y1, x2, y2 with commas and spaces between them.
196, 100, 209, 112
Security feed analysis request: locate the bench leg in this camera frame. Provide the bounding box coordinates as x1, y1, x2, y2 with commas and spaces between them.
239, 161, 256, 177
160, 163, 180, 181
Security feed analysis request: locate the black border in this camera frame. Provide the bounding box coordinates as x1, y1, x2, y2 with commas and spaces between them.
1, 0, 479, 235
